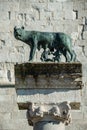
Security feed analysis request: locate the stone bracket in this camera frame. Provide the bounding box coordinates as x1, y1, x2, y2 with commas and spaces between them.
27, 102, 71, 126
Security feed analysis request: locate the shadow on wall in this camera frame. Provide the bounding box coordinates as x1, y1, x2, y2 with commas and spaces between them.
16, 88, 78, 96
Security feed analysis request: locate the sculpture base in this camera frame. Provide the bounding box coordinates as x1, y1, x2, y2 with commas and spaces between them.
15, 62, 82, 111
15, 62, 82, 89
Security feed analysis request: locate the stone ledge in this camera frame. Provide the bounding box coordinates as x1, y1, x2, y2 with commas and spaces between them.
15, 62, 82, 89
17, 102, 80, 110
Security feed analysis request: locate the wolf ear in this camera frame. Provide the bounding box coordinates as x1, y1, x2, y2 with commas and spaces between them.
21, 26, 24, 29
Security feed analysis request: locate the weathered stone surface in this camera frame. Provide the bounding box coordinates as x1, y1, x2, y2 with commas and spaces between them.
0, 0, 87, 130
73, 1, 85, 11
64, 11, 76, 20
0, 63, 15, 86
0, 118, 31, 130
71, 111, 83, 120
65, 121, 87, 130
0, 0, 86, 63
17, 87, 81, 110
83, 31, 87, 40
15, 63, 82, 89
11, 110, 27, 119
28, 102, 71, 126
47, 2, 62, 11
0, 112, 11, 120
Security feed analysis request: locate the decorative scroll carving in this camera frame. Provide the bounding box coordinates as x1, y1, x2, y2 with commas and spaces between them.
14, 26, 76, 62
27, 102, 71, 126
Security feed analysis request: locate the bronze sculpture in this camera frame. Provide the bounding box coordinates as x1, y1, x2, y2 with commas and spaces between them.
14, 26, 76, 62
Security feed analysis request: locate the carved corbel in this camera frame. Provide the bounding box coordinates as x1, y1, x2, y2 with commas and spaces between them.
27, 101, 71, 126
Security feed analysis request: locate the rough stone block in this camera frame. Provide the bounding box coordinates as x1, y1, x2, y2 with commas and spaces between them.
17, 88, 81, 109
9, 1, 19, 11
84, 2, 87, 10
83, 31, 87, 40
53, 21, 63, 32
65, 121, 87, 130
0, 1, 19, 11
0, 21, 11, 33
0, 11, 9, 21
40, 23, 54, 32
83, 46, 87, 57
83, 104, 87, 120
0, 102, 14, 112
19, 0, 31, 11
83, 25, 87, 32
77, 122, 87, 130
0, 119, 32, 130
78, 10, 87, 19
63, 20, 78, 32
53, 11, 64, 20
47, 2, 62, 11
0, 95, 13, 102
11, 110, 27, 119
64, 11, 76, 20
0, 112, 11, 120
0, 88, 16, 95
62, 2, 73, 11
9, 11, 16, 20
40, 10, 53, 20
73, 1, 85, 11
71, 32, 79, 44
0, 63, 14, 86
63, 23, 77, 34
0, 33, 13, 48
71, 111, 84, 120
0, 1, 10, 11
77, 18, 85, 25
25, 20, 54, 32
32, 3, 47, 10
85, 17, 87, 25
76, 40, 86, 46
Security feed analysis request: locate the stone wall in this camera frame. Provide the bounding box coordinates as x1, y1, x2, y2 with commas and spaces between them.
0, 0, 87, 62
0, 0, 87, 130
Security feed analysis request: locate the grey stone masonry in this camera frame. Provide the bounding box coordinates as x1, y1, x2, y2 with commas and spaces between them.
0, 0, 86, 63
0, 63, 15, 86
0, 0, 87, 130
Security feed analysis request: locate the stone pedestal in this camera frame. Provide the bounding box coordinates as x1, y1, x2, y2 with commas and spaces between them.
15, 63, 82, 89
15, 62, 82, 130
27, 102, 71, 130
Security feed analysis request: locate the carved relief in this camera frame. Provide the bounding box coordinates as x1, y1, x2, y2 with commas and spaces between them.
27, 102, 71, 126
